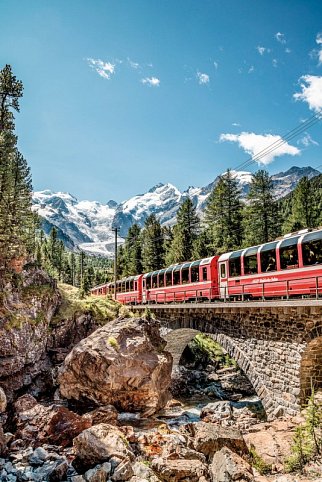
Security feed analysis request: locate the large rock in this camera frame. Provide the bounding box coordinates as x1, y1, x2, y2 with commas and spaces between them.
183, 422, 248, 460
209, 447, 254, 482
243, 417, 299, 472
151, 457, 208, 482
0, 387, 7, 413
73, 423, 135, 469
14, 395, 91, 447
0, 269, 61, 401
59, 318, 172, 416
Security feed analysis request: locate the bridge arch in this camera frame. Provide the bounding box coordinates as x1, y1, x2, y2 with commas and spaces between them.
133, 300, 322, 419
163, 328, 273, 417
301, 324, 322, 403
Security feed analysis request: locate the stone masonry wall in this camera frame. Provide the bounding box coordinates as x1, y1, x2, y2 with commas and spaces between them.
133, 303, 322, 418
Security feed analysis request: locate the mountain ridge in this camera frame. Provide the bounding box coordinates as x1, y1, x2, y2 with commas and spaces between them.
32, 166, 321, 257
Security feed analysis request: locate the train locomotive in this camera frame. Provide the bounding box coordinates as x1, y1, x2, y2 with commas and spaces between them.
91, 228, 322, 304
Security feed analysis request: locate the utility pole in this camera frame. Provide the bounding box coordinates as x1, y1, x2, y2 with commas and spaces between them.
112, 227, 118, 300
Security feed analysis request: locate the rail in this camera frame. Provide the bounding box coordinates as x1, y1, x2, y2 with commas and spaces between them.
117, 274, 322, 305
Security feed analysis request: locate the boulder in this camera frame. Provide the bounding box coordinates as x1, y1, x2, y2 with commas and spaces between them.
135, 426, 188, 458
243, 418, 297, 471
151, 457, 208, 482
183, 422, 248, 460
0, 424, 6, 455
83, 405, 118, 426
200, 401, 233, 423
111, 459, 134, 481
14, 395, 91, 447
59, 318, 172, 416
130, 461, 161, 482
73, 423, 134, 469
84, 462, 112, 481
209, 447, 254, 482
0, 388, 7, 413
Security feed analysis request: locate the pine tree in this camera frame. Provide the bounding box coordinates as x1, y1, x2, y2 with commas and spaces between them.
141, 214, 164, 272
244, 170, 281, 245
0, 65, 34, 272
122, 224, 142, 276
205, 170, 243, 253
166, 198, 199, 263
193, 228, 213, 259
283, 176, 318, 233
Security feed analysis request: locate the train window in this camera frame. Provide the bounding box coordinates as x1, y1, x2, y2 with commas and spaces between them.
244, 255, 258, 275
302, 231, 322, 266
280, 237, 299, 270
173, 268, 180, 285
146, 275, 152, 289
202, 267, 207, 281
191, 266, 199, 283
152, 274, 158, 288
165, 270, 173, 286
159, 271, 165, 287
229, 251, 242, 277
182, 267, 189, 284
260, 242, 277, 272
220, 263, 226, 278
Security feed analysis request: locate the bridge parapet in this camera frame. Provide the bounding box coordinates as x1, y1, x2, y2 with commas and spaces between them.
132, 301, 322, 419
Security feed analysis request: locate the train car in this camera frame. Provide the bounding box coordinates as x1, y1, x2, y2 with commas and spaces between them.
141, 256, 219, 303
90, 275, 143, 304
91, 283, 109, 296
218, 228, 322, 300
114, 274, 143, 304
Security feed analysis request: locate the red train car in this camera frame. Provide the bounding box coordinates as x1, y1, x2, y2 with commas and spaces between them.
218, 228, 322, 300
91, 228, 322, 304
91, 275, 143, 304
142, 256, 219, 303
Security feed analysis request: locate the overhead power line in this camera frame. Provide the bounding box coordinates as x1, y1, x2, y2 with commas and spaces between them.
233, 111, 322, 173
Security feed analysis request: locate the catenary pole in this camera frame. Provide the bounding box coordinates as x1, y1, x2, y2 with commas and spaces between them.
112, 227, 118, 300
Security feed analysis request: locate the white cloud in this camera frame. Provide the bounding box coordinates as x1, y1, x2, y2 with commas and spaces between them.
272, 58, 278, 68
141, 76, 160, 87
213, 61, 218, 69
219, 132, 300, 165
294, 75, 322, 112
257, 46, 266, 55
87, 58, 115, 80
275, 32, 286, 44
285, 48, 291, 54
248, 66, 254, 74
298, 133, 319, 147
197, 72, 210, 84
232, 122, 240, 127
128, 58, 140, 69
316, 33, 322, 45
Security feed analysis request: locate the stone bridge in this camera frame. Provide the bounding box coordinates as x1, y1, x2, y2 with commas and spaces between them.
132, 300, 322, 419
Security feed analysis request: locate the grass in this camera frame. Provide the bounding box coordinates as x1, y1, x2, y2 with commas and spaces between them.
52, 283, 132, 325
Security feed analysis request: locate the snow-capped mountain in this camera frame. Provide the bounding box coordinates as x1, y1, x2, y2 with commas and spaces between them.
32, 166, 320, 257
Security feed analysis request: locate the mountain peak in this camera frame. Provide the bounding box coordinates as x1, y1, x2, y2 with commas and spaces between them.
148, 182, 165, 193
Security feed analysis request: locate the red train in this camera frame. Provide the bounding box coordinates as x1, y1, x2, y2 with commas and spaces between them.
91, 228, 322, 303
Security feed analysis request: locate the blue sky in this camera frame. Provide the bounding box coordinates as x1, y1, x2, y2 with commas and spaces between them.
1, 0, 322, 202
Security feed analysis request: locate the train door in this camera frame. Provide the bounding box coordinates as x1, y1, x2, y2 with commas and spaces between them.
219, 261, 228, 299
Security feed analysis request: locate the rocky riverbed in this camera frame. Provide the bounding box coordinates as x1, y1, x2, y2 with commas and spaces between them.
0, 275, 321, 481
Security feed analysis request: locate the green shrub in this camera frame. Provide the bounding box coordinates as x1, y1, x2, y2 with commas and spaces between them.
248, 445, 272, 475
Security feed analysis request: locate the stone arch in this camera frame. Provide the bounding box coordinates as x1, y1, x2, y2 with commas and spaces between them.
163, 327, 275, 417
300, 335, 322, 404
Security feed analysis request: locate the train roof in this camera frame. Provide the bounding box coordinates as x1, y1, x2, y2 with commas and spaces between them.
218, 228, 322, 263
143, 256, 217, 278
